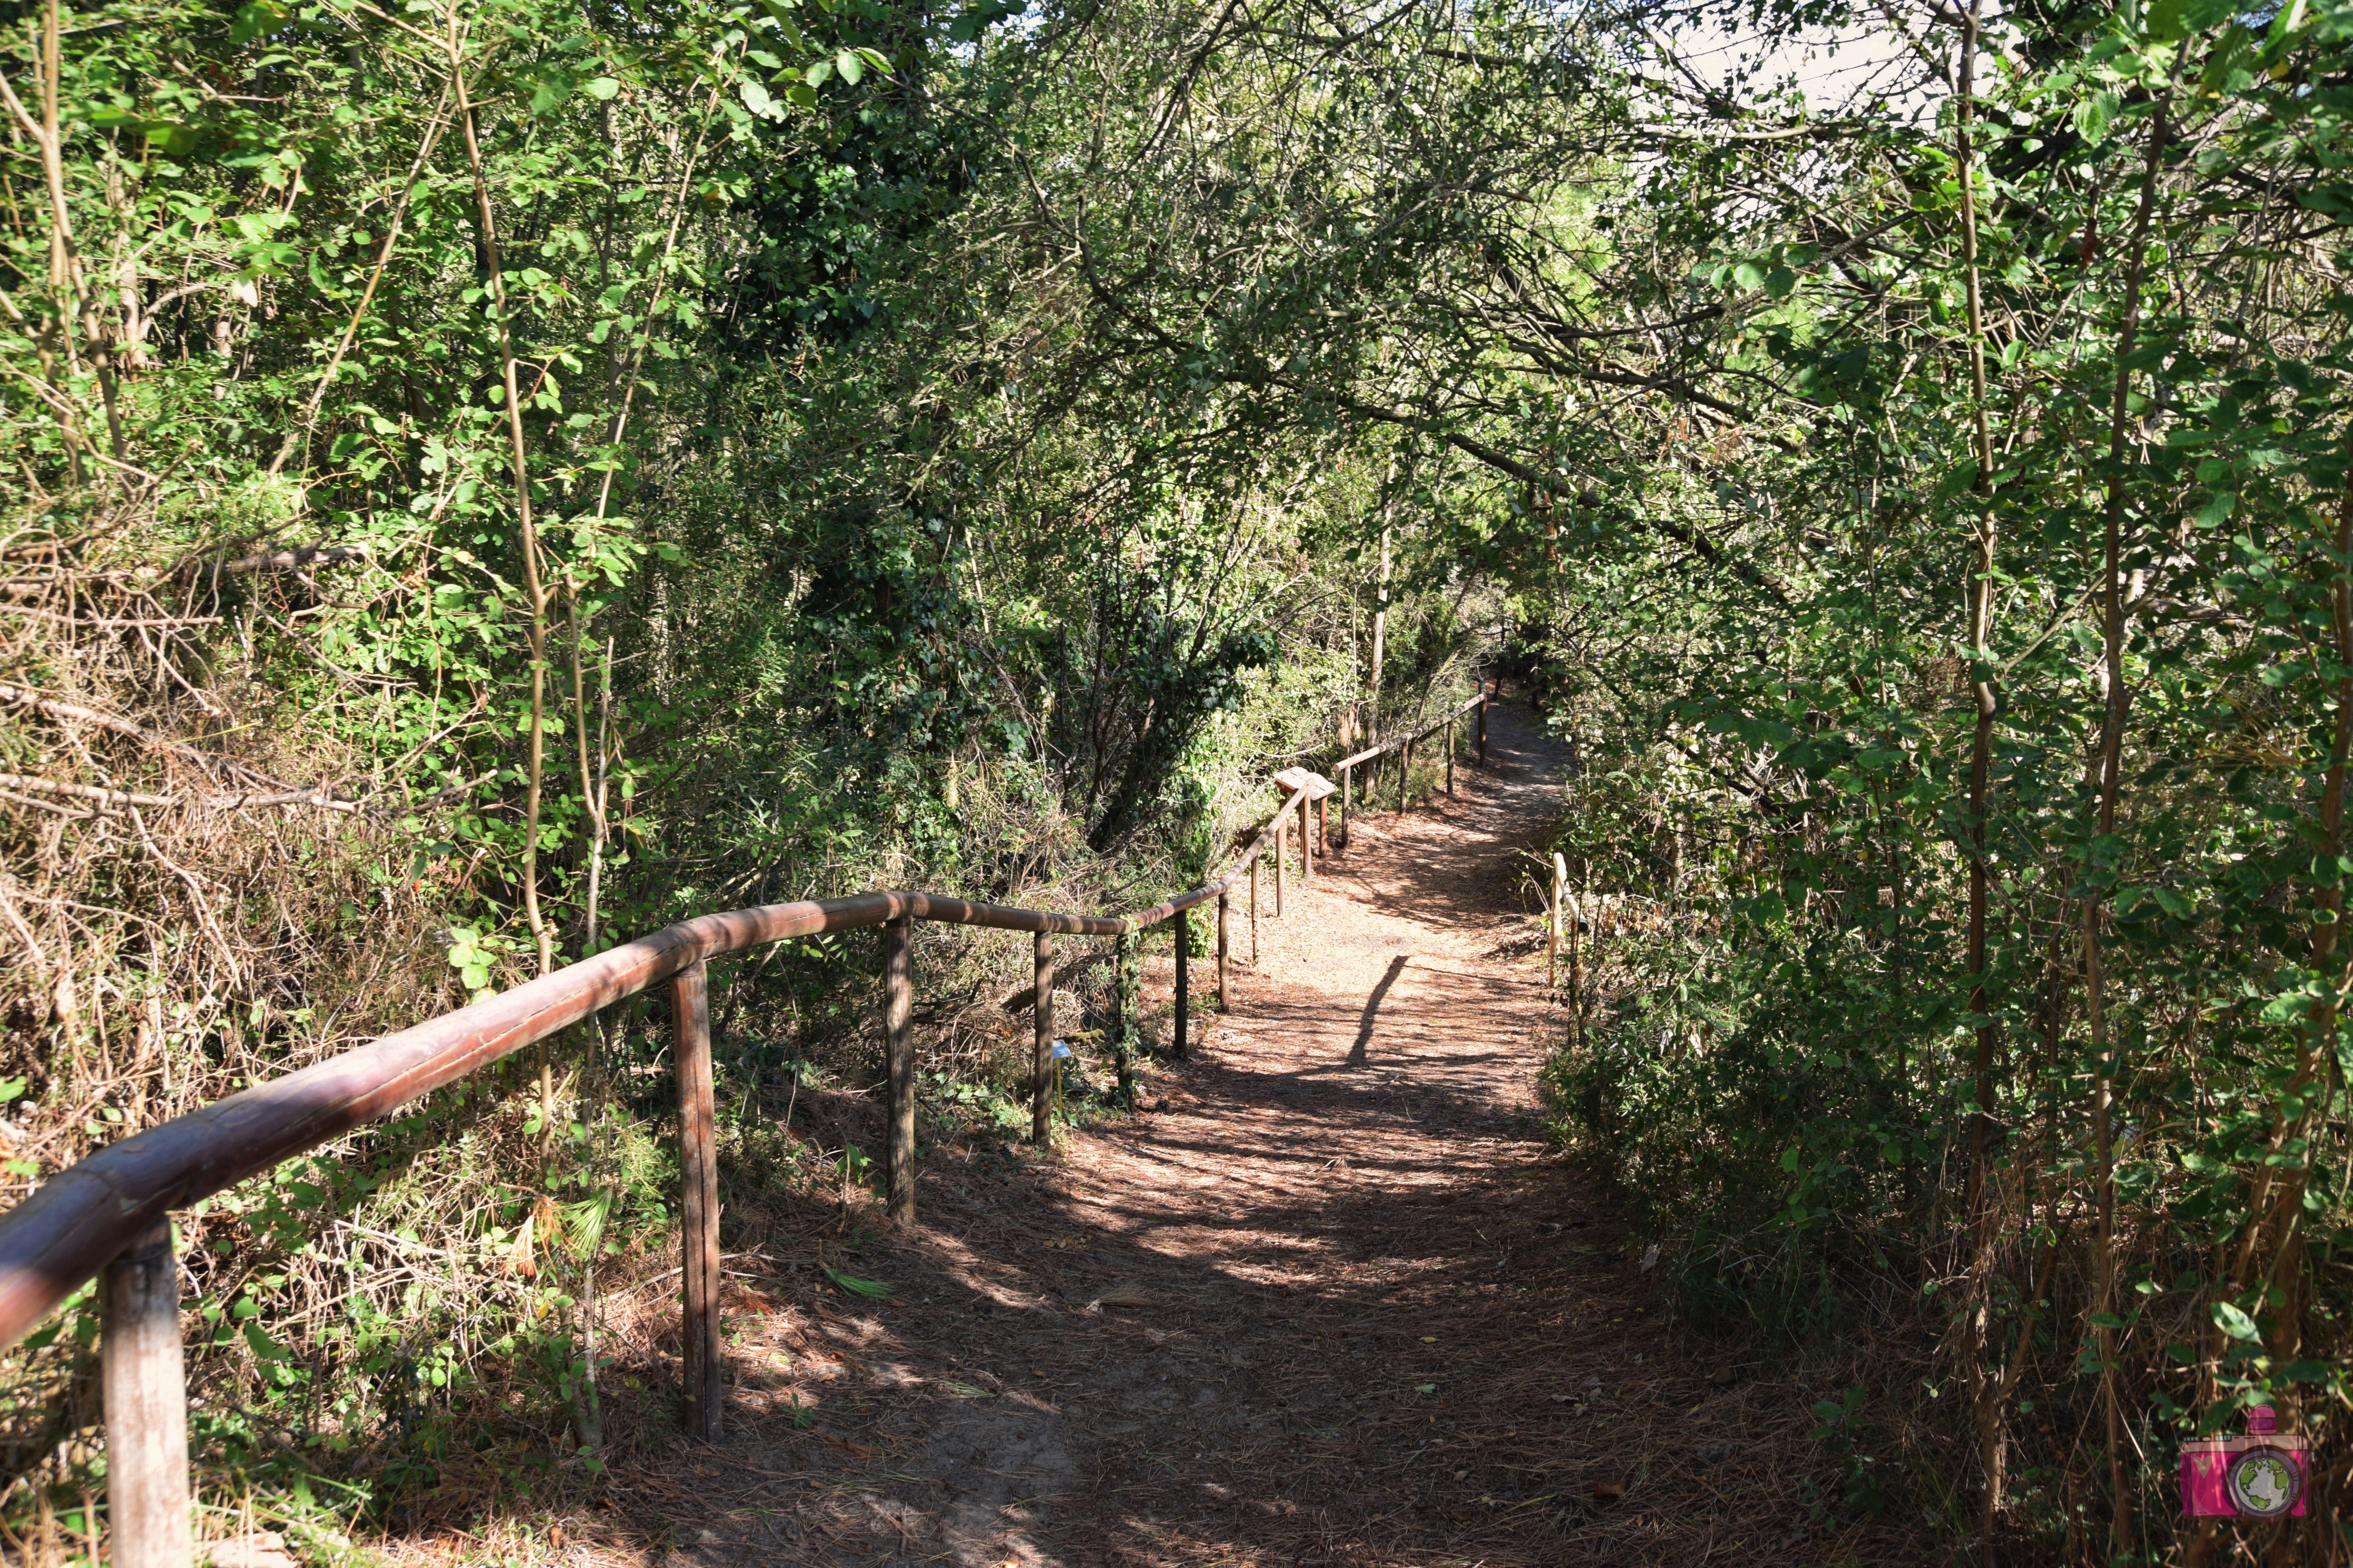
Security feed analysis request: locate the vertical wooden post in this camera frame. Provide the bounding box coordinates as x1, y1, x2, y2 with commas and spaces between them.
1478, 695, 1488, 766
1216, 892, 1230, 1011
1250, 858, 1260, 961
1112, 931, 1137, 1105
1173, 911, 1190, 1059
103, 1219, 190, 1568
1560, 855, 1583, 1022
1446, 717, 1456, 796
883, 915, 916, 1225
672, 960, 722, 1439
1031, 930, 1053, 1144
1318, 796, 1329, 861
1401, 738, 1414, 810
1274, 808, 1287, 917
1302, 795, 1314, 883
1546, 860, 1563, 990
1340, 763, 1352, 849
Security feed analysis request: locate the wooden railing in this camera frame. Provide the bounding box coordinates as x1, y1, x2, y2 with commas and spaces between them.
0, 687, 1489, 1567
1334, 689, 1489, 847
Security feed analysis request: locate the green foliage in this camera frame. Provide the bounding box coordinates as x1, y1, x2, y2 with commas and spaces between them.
822, 1264, 893, 1298
3, 0, 1457, 1529
49, 0, 2353, 1552
1497, 0, 2353, 1547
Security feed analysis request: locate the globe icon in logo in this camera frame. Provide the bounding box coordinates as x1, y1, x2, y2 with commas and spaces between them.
2228, 1448, 2301, 1519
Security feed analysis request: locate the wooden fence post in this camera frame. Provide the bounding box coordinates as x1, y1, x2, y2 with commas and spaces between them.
1340, 763, 1351, 848
1173, 911, 1190, 1059
1250, 858, 1260, 961
1318, 795, 1329, 861
1032, 931, 1053, 1144
1446, 717, 1456, 796
1401, 738, 1414, 809
1302, 795, 1314, 883
1478, 695, 1488, 766
883, 915, 916, 1225
1561, 865, 1583, 1028
672, 959, 722, 1439
1274, 808, 1286, 917
1112, 931, 1138, 1105
103, 1219, 191, 1568
1216, 891, 1229, 1011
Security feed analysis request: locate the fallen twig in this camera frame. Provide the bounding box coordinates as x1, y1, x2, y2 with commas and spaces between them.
0, 772, 362, 813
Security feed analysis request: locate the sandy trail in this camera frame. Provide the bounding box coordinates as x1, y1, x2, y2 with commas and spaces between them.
568, 705, 1869, 1567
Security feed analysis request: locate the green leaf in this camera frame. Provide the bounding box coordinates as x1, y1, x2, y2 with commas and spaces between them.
835, 49, 864, 84
230, 0, 287, 45
2072, 91, 2115, 143
2212, 1301, 2262, 1342
740, 77, 782, 119
2200, 24, 2256, 92
756, 0, 808, 49
2195, 490, 2236, 528
584, 76, 622, 100
530, 68, 577, 116
824, 1265, 893, 1298
562, 1192, 610, 1260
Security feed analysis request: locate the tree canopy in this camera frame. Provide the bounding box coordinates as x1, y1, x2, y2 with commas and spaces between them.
6, 0, 2353, 1552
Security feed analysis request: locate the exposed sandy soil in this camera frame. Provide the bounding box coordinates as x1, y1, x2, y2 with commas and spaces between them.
527, 705, 1924, 1568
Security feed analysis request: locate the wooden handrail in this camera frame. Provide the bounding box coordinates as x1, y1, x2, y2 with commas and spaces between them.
0, 693, 1485, 1562
1337, 686, 1491, 846
0, 865, 1303, 1352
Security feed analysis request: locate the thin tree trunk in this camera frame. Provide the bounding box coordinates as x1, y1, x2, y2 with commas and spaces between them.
2081, 89, 2173, 1564
0, 0, 88, 479
1953, 0, 2008, 1530
1369, 500, 1391, 737
454, 37, 555, 1141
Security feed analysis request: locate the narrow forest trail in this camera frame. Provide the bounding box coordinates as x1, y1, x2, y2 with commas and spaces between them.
552, 706, 1894, 1568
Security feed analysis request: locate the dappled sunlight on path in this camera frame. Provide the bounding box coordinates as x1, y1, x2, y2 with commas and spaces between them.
519, 705, 1915, 1568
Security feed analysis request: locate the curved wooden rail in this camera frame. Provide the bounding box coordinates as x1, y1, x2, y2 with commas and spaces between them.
0, 686, 1488, 1566
0, 894, 1120, 1352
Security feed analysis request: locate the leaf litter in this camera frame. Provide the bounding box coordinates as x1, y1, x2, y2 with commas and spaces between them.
493, 708, 1933, 1568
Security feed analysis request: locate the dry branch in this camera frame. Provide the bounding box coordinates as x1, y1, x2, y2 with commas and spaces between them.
0, 773, 361, 813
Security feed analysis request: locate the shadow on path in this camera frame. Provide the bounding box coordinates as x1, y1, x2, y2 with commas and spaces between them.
1348, 955, 1409, 1066
537, 703, 1927, 1568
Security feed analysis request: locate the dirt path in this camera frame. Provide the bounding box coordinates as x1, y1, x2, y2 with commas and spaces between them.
573, 705, 1849, 1567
